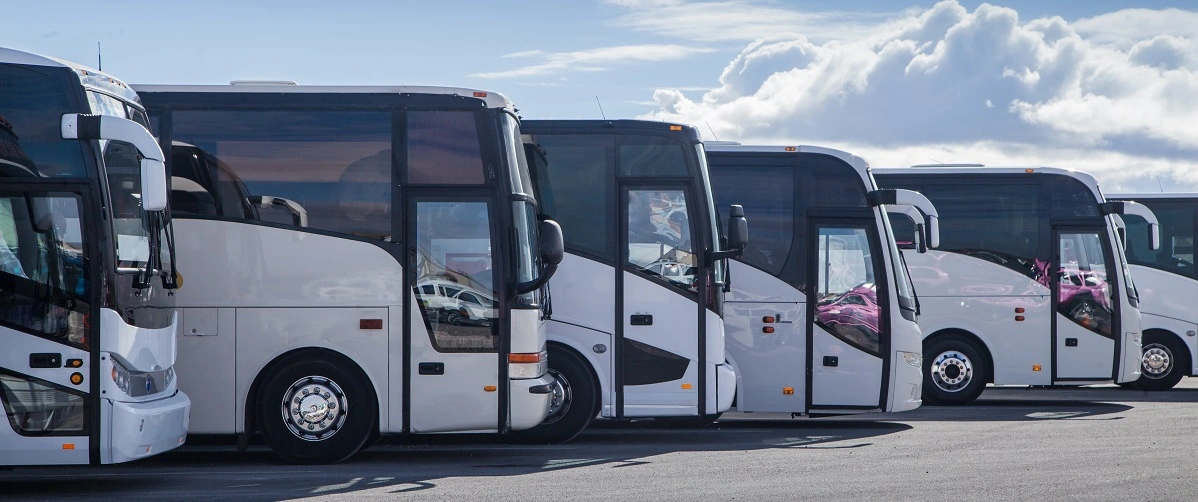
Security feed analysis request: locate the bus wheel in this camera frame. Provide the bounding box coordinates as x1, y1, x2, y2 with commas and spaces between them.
923, 336, 987, 406
1134, 332, 1188, 391
510, 347, 597, 444
258, 357, 376, 464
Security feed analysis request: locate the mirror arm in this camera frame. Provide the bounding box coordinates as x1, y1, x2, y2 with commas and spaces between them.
707, 248, 743, 264
515, 263, 558, 295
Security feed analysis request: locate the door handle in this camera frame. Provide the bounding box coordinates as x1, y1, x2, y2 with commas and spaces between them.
630, 314, 653, 326
1065, 338, 1078, 347
418, 362, 444, 375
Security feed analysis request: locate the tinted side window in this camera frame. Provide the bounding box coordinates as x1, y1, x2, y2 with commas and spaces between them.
169, 110, 392, 239
1125, 201, 1194, 278
709, 162, 794, 276
407, 110, 484, 185
535, 134, 614, 260
619, 135, 688, 177
919, 183, 1043, 278
0, 65, 88, 177
1050, 176, 1099, 217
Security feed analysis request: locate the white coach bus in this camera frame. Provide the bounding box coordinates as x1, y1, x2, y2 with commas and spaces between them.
515, 120, 746, 441
1108, 193, 1196, 390
136, 84, 563, 463
875, 166, 1157, 404
706, 145, 938, 415
0, 48, 190, 466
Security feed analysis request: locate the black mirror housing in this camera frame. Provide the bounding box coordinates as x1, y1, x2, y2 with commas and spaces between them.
539, 219, 564, 265
727, 204, 748, 251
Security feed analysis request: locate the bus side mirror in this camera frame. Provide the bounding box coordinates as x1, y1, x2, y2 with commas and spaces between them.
61, 113, 168, 211
727, 204, 748, 251
141, 158, 168, 211
539, 219, 564, 266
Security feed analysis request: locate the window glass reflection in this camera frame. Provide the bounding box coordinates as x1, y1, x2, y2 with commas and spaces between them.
413, 201, 498, 351
627, 189, 697, 293
815, 227, 881, 354
1054, 232, 1115, 337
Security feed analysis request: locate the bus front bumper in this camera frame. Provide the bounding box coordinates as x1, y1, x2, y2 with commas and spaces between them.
509, 374, 555, 431
107, 390, 191, 464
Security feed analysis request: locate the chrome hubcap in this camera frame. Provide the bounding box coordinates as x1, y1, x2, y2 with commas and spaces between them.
542, 368, 573, 425
931, 350, 973, 392
1141, 344, 1173, 378
281, 376, 348, 441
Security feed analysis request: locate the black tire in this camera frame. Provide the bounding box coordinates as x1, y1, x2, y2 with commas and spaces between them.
1132, 332, 1189, 391
922, 335, 988, 406
257, 356, 377, 464
510, 347, 597, 444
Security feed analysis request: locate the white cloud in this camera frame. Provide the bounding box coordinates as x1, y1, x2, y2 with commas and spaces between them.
1073, 8, 1198, 48
602, 0, 898, 43
471, 44, 714, 79
638, 0, 1198, 190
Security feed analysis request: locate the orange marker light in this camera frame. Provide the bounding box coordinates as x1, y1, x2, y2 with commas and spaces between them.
669, 125, 683, 131
762, 316, 776, 323
782, 387, 795, 395
763, 326, 775, 334
1032, 364, 1042, 372
62, 443, 75, 450
473, 91, 487, 97
681, 383, 693, 390
70, 373, 83, 385
484, 385, 497, 392
509, 353, 543, 364
359, 319, 383, 330
1025, 168, 1035, 173
784, 146, 796, 152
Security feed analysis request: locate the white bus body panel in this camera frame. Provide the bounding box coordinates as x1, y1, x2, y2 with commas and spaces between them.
888, 312, 924, 412
1055, 313, 1115, 379
99, 309, 178, 373
725, 262, 806, 412
0, 327, 92, 466
809, 330, 883, 408
903, 250, 1055, 385
621, 271, 701, 416
1131, 264, 1198, 375
102, 390, 190, 464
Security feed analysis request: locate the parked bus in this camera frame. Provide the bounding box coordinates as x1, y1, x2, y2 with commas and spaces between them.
516, 120, 745, 441
0, 48, 190, 466
1108, 193, 1195, 390
705, 144, 938, 415
136, 84, 563, 463
875, 166, 1157, 404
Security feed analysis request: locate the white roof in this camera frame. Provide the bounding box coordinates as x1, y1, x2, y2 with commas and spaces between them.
703, 142, 872, 183
1108, 192, 1198, 199
1, 47, 141, 105
132, 84, 515, 111
874, 165, 1105, 201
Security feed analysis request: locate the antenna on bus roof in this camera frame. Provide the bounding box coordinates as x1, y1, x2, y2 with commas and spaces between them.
1157, 175, 1165, 193
705, 121, 719, 141
96, 42, 102, 71
595, 96, 607, 120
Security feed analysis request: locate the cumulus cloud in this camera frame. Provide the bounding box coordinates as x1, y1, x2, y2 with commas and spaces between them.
471, 44, 714, 79
602, 0, 897, 43
636, 0, 1198, 190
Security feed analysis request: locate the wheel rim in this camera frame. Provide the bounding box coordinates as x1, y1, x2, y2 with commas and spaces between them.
541, 368, 573, 425
930, 350, 974, 393
1141, 343, 1173, 379
281, 376, 348, 441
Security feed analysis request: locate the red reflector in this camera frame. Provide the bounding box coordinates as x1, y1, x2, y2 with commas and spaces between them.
762, 316, 776, 323
763, 326, 775, 334
360, 319, 383, 330
1014, 307, 1025, 313
509, 353, 542, 364
1015, 316, 1025, 322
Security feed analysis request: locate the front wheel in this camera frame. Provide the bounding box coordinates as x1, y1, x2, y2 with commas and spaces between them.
1132, 332, 1189, 391
922, 336, 988, 406
257, 356, 377, 464
510, 347, 597, 444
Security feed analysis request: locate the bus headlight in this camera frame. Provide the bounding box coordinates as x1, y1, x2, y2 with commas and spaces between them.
111, 359, 132, 395
899, 351, 921, 369
509, 350, 548, 379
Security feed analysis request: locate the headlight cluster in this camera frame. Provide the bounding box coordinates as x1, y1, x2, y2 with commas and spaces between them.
899, 351, 922, 369
109, 357, 175, 397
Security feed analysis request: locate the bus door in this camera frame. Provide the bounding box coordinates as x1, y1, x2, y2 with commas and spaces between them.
618, 184, 703, 417
406, 196, 505, 433
0, 186, 99, 465
807, 219, 887, 410
1052, 227, 1118, 381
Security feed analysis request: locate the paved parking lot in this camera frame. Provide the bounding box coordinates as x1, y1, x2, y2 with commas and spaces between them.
6, 379, 1198, 501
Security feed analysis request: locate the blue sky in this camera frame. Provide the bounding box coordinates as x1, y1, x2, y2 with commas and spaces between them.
6, 1, 1198, 191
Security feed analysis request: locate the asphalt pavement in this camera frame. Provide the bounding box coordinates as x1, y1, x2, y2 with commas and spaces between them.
5, 379, 1198, 501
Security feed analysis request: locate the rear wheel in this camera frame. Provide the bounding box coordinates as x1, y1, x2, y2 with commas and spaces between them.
257, 356, 376, 464
923, 335, 988, 406
1133, 332, 1189, 391
510, 347, 597, 444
